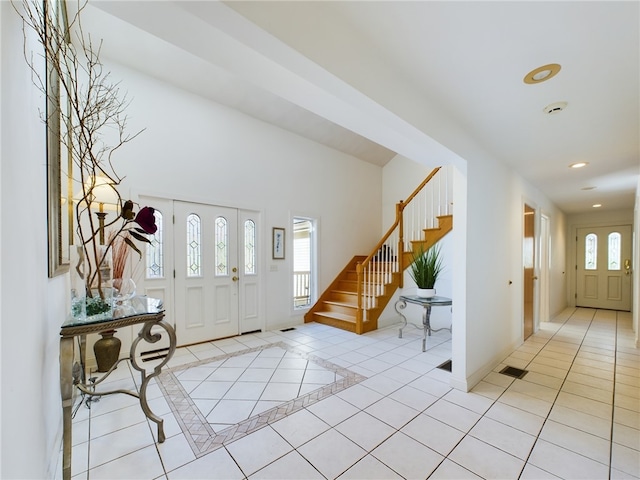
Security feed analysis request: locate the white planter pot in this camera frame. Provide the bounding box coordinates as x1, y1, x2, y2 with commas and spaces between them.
416, 288, 436, 298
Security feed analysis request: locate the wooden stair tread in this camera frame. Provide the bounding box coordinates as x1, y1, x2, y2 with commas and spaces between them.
314, 311, 356, 322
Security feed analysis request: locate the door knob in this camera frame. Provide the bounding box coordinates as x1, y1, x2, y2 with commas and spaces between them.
624, 259, 631, 275
232, 276, 239, 282
533, 276, 538, 280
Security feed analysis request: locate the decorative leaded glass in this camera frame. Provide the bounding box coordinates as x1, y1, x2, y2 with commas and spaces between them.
585, 233, 597, 270
608, 232, 621, 270
215, 216, 228, 276
146, 210, 164, 278
244, 220, 256, 275
187, 214, 201, 277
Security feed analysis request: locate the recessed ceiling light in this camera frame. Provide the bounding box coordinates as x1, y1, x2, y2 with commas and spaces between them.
524, 63, 561, 84
569, 162, 588, 169
544, 101, 568, 114
592, 204, 602, 208
581, 186, 596, 190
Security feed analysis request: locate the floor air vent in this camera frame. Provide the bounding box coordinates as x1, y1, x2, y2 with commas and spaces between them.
500, 366, 528, 379
141, 348, 169, 363
437, 360, 452, 372
280, 327, 296, 332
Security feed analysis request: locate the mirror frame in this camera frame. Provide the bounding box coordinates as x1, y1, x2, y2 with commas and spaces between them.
46, 0, 71, 277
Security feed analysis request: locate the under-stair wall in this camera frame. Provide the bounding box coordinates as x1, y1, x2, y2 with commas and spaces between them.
305, 166, 453, 334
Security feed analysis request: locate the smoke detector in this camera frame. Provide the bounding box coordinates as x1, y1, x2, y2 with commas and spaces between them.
543, 101, 567, 114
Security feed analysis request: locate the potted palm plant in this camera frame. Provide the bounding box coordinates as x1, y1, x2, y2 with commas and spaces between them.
409, 243, 443, 298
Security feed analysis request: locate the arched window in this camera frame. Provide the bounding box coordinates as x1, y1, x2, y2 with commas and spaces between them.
215, 216, 228, 276
145, 210, 164, 278
186, 214, 201, 277
585, 233, 597, 270
244, 220, 256, 275
608, 232, 621, 270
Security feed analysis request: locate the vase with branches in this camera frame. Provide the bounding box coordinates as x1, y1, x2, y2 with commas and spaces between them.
16, 0, 155, 319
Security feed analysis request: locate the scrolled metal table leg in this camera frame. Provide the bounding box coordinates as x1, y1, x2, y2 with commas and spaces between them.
60, 337, 74, 480
129, 319, 176, 443
422, 306, 427, 352
395, 300, 408, 338
421, 305, 433, 352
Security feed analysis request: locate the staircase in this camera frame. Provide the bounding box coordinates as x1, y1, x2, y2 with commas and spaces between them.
304, 166, 453, 334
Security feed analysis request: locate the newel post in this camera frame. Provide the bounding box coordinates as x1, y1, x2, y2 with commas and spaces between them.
356, 262, 363, 334
397, 200, 405, 288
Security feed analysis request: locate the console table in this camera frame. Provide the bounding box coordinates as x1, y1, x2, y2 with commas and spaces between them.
395, 295, 452, 352
59, 296, 176, 480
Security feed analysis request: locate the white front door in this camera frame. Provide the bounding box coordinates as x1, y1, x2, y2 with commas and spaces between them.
576, 225, 632, 310
174, 202, 239, 345
139, 198, 261, 346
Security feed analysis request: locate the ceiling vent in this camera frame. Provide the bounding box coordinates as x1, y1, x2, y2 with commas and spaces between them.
543, 102, 568, 114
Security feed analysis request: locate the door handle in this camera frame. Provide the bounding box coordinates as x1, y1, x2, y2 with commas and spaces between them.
232, 276, 239, 282
624, 259, 631, 275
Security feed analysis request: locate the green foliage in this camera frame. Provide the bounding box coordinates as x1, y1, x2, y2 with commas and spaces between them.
409, 243, 443, 289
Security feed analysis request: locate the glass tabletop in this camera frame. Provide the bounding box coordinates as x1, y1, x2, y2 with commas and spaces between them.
62, 296, 164, 329
399, 295, 452, 305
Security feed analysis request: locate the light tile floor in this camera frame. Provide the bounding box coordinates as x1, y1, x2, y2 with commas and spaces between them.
60, 307, 639, 479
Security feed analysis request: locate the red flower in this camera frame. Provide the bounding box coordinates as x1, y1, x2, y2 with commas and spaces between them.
134, 206, 157, 234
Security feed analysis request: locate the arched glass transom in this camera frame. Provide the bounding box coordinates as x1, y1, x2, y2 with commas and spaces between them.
585, 233, 597, 270
186, 214, 202, 277
145, 210, 164, 279
215, 216, 228, 276
608, 232, 621, 270
244, 220, 256, 275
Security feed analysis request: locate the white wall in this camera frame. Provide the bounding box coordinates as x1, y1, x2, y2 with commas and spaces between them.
379, 156, 453, 330
1, 3, 67, 478
455, 153, 568, 389
101, 60, 384, 333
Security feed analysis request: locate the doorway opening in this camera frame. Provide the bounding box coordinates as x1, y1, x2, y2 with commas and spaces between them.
523, 204, 535, 339
292, 217, 316, 309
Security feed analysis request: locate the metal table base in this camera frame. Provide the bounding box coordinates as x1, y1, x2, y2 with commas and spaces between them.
395, 295, 452, 352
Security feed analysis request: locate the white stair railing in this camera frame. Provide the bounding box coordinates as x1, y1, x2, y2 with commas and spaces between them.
356, 166, 453, 332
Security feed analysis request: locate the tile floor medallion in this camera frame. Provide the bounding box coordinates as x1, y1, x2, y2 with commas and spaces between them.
157, 341, 367, 458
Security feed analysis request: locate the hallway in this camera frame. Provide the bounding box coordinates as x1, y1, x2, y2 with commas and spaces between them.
61, 307, 639, 479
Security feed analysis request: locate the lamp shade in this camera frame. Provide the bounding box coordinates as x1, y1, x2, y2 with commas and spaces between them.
75, 175, 120, 211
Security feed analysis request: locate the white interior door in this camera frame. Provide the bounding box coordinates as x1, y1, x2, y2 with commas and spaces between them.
174, 201, 239, 345
576, 225, 632, 310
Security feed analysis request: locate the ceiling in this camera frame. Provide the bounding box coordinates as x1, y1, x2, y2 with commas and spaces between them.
84, 1, 639, 215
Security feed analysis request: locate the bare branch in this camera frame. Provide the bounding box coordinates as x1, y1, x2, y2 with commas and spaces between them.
16, 0, 146, 298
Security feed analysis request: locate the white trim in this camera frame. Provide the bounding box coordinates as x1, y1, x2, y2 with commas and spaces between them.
460, 339, 523, 392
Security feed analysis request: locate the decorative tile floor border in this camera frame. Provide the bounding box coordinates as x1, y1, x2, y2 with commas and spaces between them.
157, 341, 367, 458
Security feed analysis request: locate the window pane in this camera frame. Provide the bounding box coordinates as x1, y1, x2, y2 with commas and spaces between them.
215, 216, 228, 276
585, 233, 597, 270
146, 210, 164, 278
244, 220, 256, 275
608, 232, 621, 270
187, 214, 201, 277
293, 218, 312, 308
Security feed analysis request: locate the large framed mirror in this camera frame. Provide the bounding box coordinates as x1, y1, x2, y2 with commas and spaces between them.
46, 0, 71, 277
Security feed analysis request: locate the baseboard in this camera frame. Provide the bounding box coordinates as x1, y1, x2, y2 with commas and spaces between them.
462, 340, 521, 392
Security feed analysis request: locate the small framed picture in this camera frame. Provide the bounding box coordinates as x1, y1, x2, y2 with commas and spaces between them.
272, 227, 285, 259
